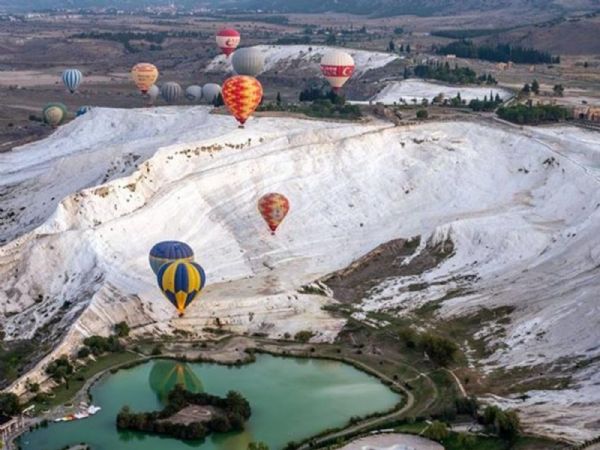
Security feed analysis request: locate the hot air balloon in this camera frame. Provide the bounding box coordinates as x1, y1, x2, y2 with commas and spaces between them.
202, 83, 222, 104
161, 82, 182, 104
149, 241, 194, 275
232, 47, 265, 77
131, 63, 159, 94
42, 103, 68, 128
62, 69, 82, 94
76, 105, 92, 117
320, 50, 355, 92
157, 261, 206, 317
147, 84, 160, 104
258, 193, 290, 235
185, 85, 203, 103
216, 28, 240, 57
149, 360, 204, 403
222, 76, 263, 126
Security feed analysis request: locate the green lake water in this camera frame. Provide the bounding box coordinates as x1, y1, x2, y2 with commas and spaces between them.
20, 354, 401, 450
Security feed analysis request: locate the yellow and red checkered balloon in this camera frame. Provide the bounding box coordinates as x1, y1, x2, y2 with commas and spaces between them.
258, 193, 290, 235
222, 75, 263, 125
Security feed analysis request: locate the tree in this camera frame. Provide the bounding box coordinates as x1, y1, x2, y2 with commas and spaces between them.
394, 27, 404, 35
457, 432, 477, 449
456, 396, 479, 417
388, 39, 395, 52
497, 410, 521, 442
424, 420, 449, 441
77, 347, 90, 359
406, 44, 411, 53
294, 330, 314, 343
421, 333, 458, 366
416, 109, 429, 120
522, 83, 531, 94
399, 43, 404, 52
531, 79, 540, 94
0, 393, 21, 416
114, 321, 130, 337
276, 92, 282, 105
403, 67, 410, 79
553, 84, 564, 97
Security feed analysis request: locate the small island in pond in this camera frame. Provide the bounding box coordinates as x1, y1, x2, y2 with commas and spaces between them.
116, 385, 251, 440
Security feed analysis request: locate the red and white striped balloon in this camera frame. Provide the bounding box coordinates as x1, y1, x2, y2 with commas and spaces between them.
216, 28, 240, 57
320, 50, 355, 92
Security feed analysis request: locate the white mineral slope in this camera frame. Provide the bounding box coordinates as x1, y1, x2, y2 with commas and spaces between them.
205, 44, 399, 77
370, 79, 513, 104
1, 108, 600, 441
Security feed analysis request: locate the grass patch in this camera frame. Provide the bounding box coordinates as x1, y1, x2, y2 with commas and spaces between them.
30, 351, 141, 411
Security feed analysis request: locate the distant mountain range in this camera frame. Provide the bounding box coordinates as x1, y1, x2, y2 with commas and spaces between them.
0, 0, 598, 16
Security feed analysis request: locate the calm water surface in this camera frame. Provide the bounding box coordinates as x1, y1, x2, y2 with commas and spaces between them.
20, 354, 400, 450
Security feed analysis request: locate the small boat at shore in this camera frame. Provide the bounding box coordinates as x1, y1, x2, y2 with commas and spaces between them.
53, 405, 101, 422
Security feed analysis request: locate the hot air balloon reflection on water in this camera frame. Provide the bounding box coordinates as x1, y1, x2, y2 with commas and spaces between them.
258, 193, 290, 235
149, 360, 204, 404
157, 261, 206, 317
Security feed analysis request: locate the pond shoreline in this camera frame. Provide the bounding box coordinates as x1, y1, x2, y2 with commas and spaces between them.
16, 335, 408, 450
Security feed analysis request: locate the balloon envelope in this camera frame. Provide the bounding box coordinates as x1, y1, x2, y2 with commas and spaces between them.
157, 261, 206, 316
222, 76, 263, 125
149, 241, 194, 275
42, 103, 68, 127
131, 63, 159, 94
232, 47, 265, 77
185, 85, 203, 102
149, 360, 204, 404
76, 106, 92, 117
216, 28, 240, 57
62, 69, 82, 94
147, 84, 160, 103
258, 193, 290, 234
320, 50, 355, 91
202, 83, 222, 104
161, 82, 183, 104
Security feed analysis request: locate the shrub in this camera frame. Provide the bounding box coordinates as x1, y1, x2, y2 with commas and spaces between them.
294, 331, 314, 343
416, 109, 429, 119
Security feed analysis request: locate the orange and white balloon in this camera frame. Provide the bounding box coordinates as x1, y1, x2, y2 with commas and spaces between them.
258, 193, 290, 235
131, 63, 159, 94
320, 50, 355, 92
222, 75, 263, 126
216, 28, 240, 57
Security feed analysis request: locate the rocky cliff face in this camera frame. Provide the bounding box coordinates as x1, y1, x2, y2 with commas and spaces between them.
1, 107, 600, 440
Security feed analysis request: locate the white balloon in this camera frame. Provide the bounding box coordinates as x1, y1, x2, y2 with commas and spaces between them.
202, 83, 222, 104
320, 50, 355, 91
185, 85, 203, 102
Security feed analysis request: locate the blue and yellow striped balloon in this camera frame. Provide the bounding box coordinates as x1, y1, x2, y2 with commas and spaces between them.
149, 241, 194, 275
62, 69, 82, 94
157, 261, 206, 316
